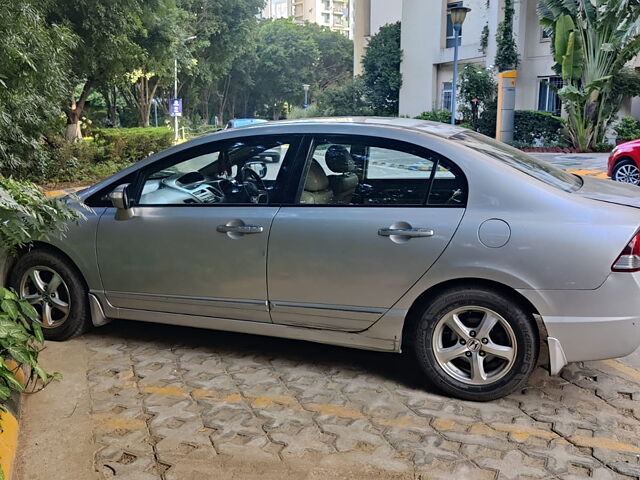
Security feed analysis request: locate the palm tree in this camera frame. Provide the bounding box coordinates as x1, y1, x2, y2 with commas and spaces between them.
538, 0, 640, 150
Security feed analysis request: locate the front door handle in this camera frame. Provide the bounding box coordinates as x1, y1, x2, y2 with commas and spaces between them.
217, 224, 264, 234
378, 227, 434, 238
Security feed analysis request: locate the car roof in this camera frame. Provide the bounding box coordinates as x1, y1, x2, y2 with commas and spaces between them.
221, 117, 467, 139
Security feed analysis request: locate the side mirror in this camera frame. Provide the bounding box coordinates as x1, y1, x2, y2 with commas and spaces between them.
245, 161, 268, 179
109, 184, 131, 210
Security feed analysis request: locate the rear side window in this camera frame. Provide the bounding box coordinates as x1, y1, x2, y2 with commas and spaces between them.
456, 131, 582, 192
296, 135, 467, 206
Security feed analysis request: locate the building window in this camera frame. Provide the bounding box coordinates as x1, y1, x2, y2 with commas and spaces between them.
537, 76, 562, 115
442, 82, 453, 111
322, 12, 330, 24
446, 2, 463, 48
540, 25, 551, 42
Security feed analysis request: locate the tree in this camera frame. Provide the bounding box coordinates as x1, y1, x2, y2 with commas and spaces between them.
253, 19, 319, 119
458, 64, 497, 131
178, 0, 264, 123
538, 0, 640, 150
121, 0, 190, 127
305, 23, 354, 91
362, 22, 402, 116
48, 0, 147, 140
495, 0, 519, 72
0, 0, 74, 177
317, 77, 373, 116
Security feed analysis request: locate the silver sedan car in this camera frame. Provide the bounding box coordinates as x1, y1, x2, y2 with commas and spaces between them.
3, 118, 640, 401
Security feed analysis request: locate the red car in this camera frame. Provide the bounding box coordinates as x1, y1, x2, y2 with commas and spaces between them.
608, 139, 640, 185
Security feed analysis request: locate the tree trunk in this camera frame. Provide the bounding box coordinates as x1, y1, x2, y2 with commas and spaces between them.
64, 81, 92, 142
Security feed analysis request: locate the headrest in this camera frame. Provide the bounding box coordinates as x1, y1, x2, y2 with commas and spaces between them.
325, 145, 355, 174
304, 160, 329, 192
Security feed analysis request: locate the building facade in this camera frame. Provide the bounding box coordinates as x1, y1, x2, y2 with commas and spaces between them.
354, 0, 640, 121
262, 0, 354, 38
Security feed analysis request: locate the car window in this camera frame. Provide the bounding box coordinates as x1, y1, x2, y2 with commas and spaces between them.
296, 136, 467, 206
136, 137, 293, 206
456, 131, 582, 192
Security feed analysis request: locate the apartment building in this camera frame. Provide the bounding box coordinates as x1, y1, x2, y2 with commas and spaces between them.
262, 0, 353, 38
354, 0, 640, 120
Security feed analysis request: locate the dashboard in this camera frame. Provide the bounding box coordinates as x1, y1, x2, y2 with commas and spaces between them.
139, 171, 244, 205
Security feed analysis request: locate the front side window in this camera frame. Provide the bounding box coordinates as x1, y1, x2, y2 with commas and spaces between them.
296, 136, 467, 206
135, 136, 296, 206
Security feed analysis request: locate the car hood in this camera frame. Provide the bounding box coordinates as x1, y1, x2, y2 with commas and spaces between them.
575, 175, 640, 208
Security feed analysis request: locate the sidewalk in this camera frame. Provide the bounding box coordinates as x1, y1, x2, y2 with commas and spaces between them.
531, 152, 610, 178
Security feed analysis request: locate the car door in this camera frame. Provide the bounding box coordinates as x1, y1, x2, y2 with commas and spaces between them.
96, 134, 301, 323
267, 134, 467, 331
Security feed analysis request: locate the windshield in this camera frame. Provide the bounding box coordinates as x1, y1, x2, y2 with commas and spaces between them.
453, 131, 583, 193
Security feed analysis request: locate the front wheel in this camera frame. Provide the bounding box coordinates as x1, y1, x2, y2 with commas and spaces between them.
612, 159, 640, 185
409, 287, 539, 401
9, 249, 90, 341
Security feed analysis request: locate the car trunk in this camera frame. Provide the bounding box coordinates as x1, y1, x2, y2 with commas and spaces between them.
574, 175, 640, 209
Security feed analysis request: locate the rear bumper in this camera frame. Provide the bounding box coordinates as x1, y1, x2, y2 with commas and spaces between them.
518, 273, 640, 374
544, 316, 640, 374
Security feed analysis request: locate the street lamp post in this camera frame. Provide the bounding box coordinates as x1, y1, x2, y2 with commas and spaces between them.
174, 36, 197, 142
449, 6, 471, 125
302, 84, 310, 109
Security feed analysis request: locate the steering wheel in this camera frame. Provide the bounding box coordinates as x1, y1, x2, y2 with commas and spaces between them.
240, 167, 268, 204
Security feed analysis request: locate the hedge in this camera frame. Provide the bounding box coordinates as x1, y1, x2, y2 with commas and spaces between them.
93, 127, 174, 164
415, 110, 451, 124
478, 109, 564, 145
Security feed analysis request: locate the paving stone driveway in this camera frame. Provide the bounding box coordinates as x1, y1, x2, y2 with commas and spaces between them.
81, 320, 640, 480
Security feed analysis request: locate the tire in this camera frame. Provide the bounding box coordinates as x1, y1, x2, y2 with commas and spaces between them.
8, 249, 91, 341
409, 287, 539, 401
612, 158, 640, 185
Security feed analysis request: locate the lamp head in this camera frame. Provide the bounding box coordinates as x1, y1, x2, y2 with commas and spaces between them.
449, 6, 471, 27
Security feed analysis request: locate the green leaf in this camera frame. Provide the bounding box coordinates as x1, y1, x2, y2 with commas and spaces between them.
554, 15, 576, 64
32, 322, 44, 344
33, 364, 48, 382
0, 370, 24, 392
0, 300, 19, 321
19, 301, 39, 322
6, 345, 32, 365
0, 384, 11, 400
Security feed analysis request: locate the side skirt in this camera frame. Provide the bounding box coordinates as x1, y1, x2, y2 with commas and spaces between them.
114, 306, 397, 353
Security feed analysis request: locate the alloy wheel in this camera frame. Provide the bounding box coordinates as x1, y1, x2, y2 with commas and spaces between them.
19, 266, 71, 328
432, 306, 517, 386
614, 163, 640, 185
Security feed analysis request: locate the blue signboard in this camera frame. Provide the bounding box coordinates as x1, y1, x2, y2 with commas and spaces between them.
170, 98, 183, 117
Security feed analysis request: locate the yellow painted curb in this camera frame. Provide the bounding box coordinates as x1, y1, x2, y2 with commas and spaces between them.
43, 186, 86, 198
0, 409, 19, 480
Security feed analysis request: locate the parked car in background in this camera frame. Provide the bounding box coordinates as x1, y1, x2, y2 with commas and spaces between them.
609, 139, 640, 185
3, 118, 640, 401
225, 118, 268, 129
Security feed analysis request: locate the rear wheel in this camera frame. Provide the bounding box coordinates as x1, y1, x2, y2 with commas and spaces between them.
9, 249, 90, 341
612, 159, 640, 185
409, 287, 538, 401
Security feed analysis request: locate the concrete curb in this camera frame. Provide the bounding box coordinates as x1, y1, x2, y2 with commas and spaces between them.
0, 361, 25, 480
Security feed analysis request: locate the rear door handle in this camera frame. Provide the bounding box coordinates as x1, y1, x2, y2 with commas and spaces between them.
217, 224, 264, 235
378, 227, 434, 238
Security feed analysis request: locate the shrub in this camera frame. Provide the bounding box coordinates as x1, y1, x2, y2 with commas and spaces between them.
614, 116, 640, 143
287, 104, 321, 119
513, 111, 564, 145
593, 142, 614, 152
0, 177, 76, 425
93, 127, 173, 164
415, 110, 451, 124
